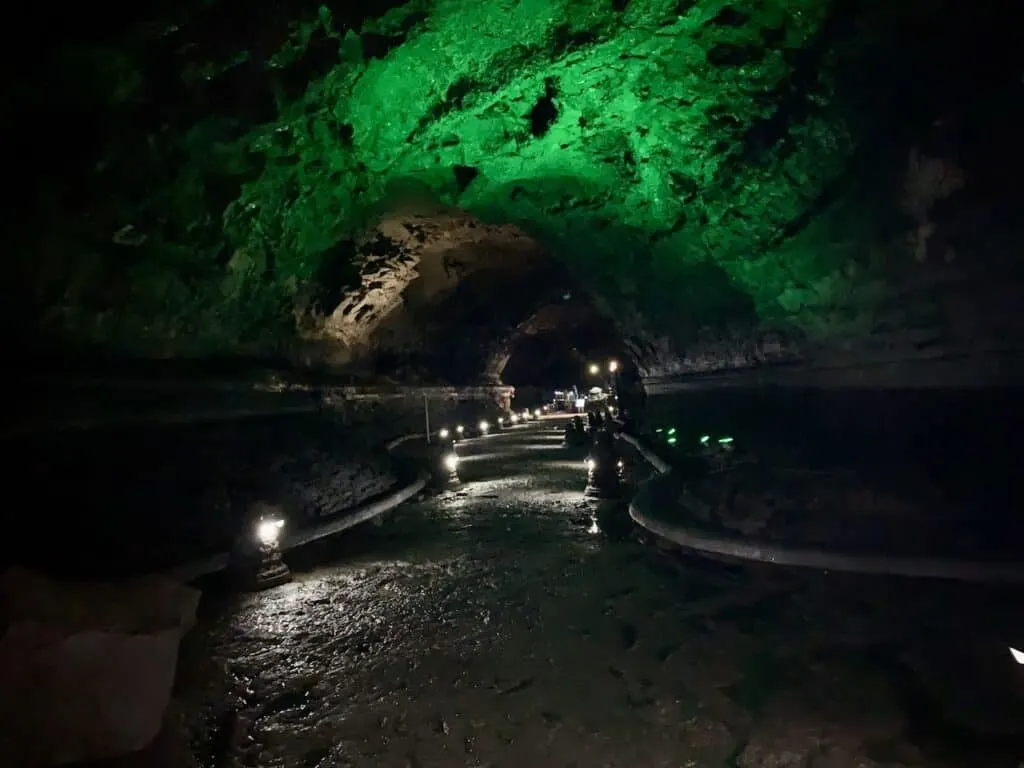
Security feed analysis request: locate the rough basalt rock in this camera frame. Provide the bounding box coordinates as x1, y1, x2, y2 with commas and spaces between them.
14, 0, 1023, 382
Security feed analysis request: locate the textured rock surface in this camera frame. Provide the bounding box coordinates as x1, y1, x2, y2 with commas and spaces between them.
14, 0, 1022, 381
7, 414, 396, 577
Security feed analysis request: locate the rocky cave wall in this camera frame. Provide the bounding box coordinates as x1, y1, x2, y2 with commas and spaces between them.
12, 0, 1023, 383
301, 211, 578, 381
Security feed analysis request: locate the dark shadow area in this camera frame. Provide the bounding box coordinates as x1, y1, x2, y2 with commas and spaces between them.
386, 257, 574, 384
0, 413, 395, 580
643, 387, 1024, 556
502, 333, 589, 388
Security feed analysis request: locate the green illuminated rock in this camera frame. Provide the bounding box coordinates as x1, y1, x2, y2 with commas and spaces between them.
19, 0, 1000, 379
227, 0, 885, 363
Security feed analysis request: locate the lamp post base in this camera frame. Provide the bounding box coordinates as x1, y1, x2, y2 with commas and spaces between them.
231, 542, 292, 591
252, 560, 292, 590
434, 469, 461, 488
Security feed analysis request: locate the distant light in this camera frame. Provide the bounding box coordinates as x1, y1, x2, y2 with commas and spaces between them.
456, 425, 465, 434
498, 417, 504, 425
1011, 647, 1024, 665
667, 427, 676, 435
585, 458, 595, 471
534, 409, 542, 417
442, 453, 459, 472
718, 436, 734, 444
256, 518, 285, 545
479, 420, 489, 434
700, 434, 710, 445
608, 360, 619, 373
510, 414, 519, 423
667, 437, 677, 445
656, 428, 663, 433
439, 428, 450, 439
575, 398, 585, 409
588, 363, 600, 375
616, 459, 624, 469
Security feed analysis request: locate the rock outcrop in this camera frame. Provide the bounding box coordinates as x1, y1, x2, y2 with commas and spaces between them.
13, 0, 1023, 383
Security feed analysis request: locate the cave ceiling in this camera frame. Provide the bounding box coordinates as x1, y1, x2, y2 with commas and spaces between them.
14, 0, 1021, 382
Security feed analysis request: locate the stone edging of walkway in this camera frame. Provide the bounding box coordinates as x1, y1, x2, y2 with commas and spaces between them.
617, 428, 1024, 584
166, 433, 430, 583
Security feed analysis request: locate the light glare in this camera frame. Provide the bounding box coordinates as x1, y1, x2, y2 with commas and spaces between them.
1011, 647, 1024, 665
256, 519, 285, 545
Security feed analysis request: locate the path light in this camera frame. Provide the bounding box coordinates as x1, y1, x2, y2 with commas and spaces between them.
256, 518, 284, 546
608, 360, 619, 372
478, 420, 489, 435
230, 509, 290, 591
435, 449, 461, 487
455, 425, 465, 437
1011, 647, 1024, 665
584, 431, 623, 498
588, 363, 600, 375
438, 427, 450, 439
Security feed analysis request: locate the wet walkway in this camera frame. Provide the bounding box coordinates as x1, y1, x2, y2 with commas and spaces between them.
180, 421, 1024, 768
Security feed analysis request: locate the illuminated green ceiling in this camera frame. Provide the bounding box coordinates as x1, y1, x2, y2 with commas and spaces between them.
30, 0, 923, 363
225, 0, 887, 350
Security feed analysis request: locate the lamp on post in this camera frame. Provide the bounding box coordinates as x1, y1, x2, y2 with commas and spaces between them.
586, 360, 620, 404
584, 429, 624, 498
435, 447, 461, 487
230, 504, 291, 591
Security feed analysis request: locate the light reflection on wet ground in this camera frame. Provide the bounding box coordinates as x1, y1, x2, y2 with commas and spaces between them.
180, 421, 1024, 768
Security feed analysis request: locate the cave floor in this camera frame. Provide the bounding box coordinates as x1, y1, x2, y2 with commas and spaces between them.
176, 423, 1023, 768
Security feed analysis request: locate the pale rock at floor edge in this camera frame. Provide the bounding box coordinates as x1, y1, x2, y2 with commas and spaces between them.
0, 567, 200, 765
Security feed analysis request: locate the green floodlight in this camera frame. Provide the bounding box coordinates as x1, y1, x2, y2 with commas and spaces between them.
700, 434, 710, 445
718, 436, 734, 445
